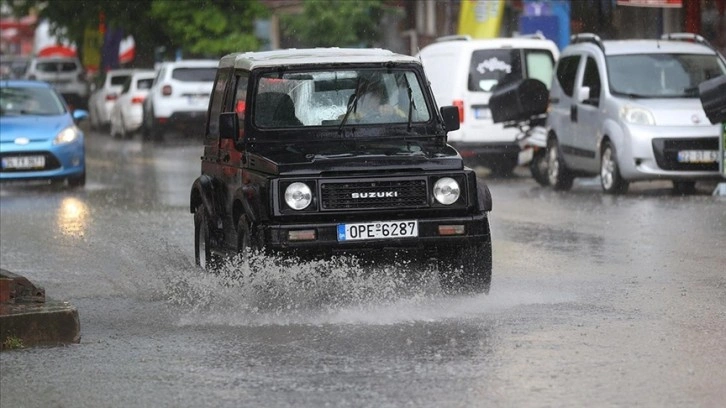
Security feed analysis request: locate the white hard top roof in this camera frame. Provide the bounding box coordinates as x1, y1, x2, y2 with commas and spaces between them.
218, 48, 421, 71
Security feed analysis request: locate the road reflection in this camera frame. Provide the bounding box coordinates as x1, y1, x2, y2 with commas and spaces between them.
56, 197, 89, 238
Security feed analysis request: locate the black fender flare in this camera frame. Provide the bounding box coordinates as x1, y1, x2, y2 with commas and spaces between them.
476, 178, 493, 213
232, 183, 266, 226
190, 175, 217, 218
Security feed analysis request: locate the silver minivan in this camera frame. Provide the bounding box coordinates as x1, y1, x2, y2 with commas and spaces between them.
546, 33, 726, 194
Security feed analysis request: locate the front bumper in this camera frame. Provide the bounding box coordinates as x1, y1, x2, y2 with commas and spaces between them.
621, 124, 721, 181
0, 141, 85, 182
262, 212, 490, 253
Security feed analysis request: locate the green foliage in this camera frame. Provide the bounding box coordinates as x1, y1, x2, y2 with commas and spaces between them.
149, 0, 267, 57
2, 336, 24, 351
282, 0, 388, 48
3, 0, 267, 61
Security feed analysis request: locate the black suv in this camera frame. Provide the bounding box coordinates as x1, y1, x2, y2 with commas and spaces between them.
190, 48, 494, 293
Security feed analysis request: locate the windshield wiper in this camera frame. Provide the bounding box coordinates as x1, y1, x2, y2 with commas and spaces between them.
403, 74, 415, 131
338, 78, 362, 133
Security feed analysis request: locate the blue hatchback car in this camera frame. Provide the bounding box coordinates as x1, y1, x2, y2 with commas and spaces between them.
1, 80, 88, 187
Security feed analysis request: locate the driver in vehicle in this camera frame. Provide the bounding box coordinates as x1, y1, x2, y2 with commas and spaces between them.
343, 81, 407, 123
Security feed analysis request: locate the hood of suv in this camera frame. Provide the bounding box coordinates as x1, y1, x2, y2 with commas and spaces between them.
250, 143, 464, 175
627, 98, 714, 127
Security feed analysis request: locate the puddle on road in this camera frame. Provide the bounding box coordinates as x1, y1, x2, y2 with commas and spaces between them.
158, 254, 575, 328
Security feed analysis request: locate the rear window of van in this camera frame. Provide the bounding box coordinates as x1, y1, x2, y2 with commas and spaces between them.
468, 49, 555, 92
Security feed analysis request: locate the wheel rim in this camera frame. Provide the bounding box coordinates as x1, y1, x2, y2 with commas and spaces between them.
547, 144, 560, 185
601, 147, 615, 190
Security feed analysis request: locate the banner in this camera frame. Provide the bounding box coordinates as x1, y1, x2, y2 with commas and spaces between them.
458, 0, 505, 38
616, 0, 682, 8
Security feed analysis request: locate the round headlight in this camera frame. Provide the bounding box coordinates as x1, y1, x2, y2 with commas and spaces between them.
433, 177, 460, 205
284, 182, 312, 210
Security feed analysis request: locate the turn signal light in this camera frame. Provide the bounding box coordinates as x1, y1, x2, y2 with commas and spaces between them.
438, 225, 465, 236
288, 230, 316, 241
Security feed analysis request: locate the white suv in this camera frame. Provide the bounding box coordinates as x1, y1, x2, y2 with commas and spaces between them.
24, 56, 89, 109
418, 35, 559, 175
546, 33, 726, 194
142, 60, 217, 141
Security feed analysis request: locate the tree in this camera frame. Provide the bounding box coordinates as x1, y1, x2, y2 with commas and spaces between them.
4, 0, 267, 65
282, 0, 389, 48
149, 0, 267, 58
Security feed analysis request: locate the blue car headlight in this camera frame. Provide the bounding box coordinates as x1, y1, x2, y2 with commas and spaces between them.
53, 126, 81, 145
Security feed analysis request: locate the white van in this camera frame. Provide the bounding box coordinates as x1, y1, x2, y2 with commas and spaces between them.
418, 35, 559, 175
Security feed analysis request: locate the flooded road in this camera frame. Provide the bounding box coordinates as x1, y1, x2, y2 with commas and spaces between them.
1, 130, 725, 407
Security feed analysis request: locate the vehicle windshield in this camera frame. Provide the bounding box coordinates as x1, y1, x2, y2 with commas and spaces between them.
253, 68, 431, 128
0, 86, 66, 116
607, 53, 726, 98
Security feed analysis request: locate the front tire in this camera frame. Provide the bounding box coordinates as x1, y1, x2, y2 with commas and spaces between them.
194, 204, 220, 271
529, 148, 549, 186
672, 181, 696, 195
67, 172, 86, 188
547, 137, 574, 191
600, 141, 629, 194
438, 235, 492, 294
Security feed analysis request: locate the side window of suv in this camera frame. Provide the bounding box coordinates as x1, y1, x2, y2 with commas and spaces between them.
582, 57, 601, 106
206, 67, 232, 142
233, 72, 249, 125
556, 55, 580, 97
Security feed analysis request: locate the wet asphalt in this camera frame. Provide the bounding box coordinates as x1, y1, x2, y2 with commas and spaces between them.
1, 128, 725, 407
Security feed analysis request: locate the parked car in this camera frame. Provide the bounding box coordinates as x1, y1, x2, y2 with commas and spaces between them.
189, 48, 494, 294
109, 70, 155, 139
418, 34, 559, 175
142, 59, 217, 141
88, 68, 138, 130
0, 80, 88, 187
24, 56, 89, 110
546, 33, 726, 194
0, 55, 31, 79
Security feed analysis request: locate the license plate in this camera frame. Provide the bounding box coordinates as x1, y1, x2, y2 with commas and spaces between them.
187, 95, 208, 106
474, 108, 491, 119
337, 220, 418, 241
1, 155, 45, 169
677, 150, 718, 163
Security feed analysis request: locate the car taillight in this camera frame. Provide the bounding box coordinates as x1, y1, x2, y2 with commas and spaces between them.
453, 99, 464, 123
131, 96, 145, 104
78, 72, 86, 82
106, 94, 117, 101
162, 85, 172, 96
28, 75, 36, 80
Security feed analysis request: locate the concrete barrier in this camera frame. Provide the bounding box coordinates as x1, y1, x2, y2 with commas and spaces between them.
0, 269, 80, 350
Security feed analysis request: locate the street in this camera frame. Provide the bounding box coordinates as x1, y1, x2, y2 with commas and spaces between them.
1, 128, 725, 408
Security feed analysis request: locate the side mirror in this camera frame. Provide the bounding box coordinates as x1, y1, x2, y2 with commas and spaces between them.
219, 112, 238, 140
72, 109, 88, 122
699, 75, 726, 124
440, 106, 460, 131
577, 86, 591, 103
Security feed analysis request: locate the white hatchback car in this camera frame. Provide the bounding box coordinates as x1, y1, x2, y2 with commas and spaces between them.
109, 70, 155, 139
141, 60, 218, 141
88, 68, 138, 130
418, 35, 559, 175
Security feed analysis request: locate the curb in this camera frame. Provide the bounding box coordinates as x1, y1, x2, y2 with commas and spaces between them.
0, 268, 81, 350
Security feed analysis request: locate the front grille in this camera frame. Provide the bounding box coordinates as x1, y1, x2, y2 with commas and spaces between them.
652, 137, 719, 171
320, 178, 428, 210
0, 151, 61, 173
